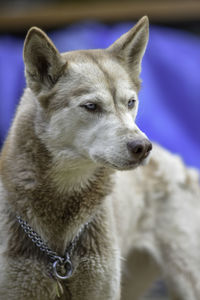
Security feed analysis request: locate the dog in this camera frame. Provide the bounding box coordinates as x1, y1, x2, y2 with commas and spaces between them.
0, 16, 199, 300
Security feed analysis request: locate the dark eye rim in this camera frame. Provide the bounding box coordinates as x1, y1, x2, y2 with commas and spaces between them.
128, 98, 136, 109
80, 102, 100, 112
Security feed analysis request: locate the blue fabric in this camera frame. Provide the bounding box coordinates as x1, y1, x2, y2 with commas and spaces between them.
0, 23, 199, 168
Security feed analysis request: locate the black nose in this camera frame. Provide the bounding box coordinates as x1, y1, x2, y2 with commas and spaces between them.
127, 139, 152, 161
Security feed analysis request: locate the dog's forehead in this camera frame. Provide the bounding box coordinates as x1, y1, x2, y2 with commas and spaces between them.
63, 51, 137, 96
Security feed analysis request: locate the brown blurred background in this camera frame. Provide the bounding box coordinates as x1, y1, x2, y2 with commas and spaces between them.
0, 0, 200, 34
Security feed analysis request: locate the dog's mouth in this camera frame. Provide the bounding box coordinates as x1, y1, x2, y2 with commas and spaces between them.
93, 156, 148, 171
113, 161, 140, 171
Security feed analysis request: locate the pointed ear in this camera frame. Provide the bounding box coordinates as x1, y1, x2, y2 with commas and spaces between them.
108, 16, 149, 78
23, 27, 66, 94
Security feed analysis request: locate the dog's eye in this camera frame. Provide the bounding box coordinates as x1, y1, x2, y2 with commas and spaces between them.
128, 99, 136, 109
81, 103, 98, 112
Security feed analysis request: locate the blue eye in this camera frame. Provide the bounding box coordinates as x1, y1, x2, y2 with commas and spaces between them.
81, 103, 98, 112
128, 99, 136, 109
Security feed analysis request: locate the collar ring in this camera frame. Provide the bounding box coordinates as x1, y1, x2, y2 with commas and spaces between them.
52, 257, 73, 280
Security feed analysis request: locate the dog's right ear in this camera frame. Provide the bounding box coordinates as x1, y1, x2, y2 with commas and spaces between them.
23, 27, 66, 94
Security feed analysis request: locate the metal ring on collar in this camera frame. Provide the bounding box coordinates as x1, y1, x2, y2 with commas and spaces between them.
52, 258, 73, 280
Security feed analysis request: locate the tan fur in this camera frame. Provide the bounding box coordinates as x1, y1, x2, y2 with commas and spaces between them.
0, 16, 200, 300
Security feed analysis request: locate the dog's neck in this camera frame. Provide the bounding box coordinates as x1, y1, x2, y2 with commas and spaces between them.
49, 156, 104, 195
1, 110, 113, 255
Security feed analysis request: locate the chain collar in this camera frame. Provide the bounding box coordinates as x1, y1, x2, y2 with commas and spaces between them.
16, 215, 85, 281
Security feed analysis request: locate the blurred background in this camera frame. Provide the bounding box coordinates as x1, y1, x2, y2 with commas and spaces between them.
0, 0, 199, 299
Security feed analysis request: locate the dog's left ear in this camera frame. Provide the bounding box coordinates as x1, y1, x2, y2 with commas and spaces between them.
23, 27, 66, 94
108, 16, 149, 78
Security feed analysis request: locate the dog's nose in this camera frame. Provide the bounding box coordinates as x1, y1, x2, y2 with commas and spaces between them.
127, 139, 152, 161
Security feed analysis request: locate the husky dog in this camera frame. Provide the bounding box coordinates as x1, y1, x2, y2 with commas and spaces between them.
0, 16, 200, 300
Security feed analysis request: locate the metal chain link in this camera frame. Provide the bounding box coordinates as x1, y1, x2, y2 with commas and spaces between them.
16, 216, 59, 261
16, 215, 86, 280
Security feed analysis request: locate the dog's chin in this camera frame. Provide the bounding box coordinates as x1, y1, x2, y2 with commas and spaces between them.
120, 155, 151, 170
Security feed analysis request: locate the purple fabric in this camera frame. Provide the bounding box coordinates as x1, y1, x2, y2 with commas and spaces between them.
0, 23, 199, 168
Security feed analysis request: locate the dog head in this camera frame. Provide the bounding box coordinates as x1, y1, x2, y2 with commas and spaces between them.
23, 16, 152, 171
